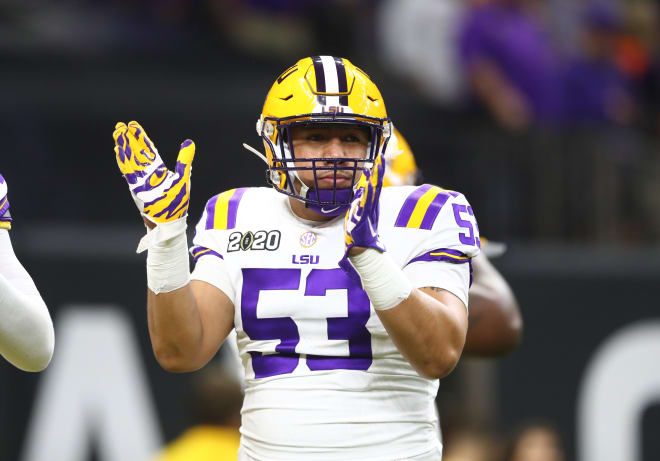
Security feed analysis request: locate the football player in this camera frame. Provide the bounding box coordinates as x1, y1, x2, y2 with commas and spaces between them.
115, 56, 480, 460
384, 130, 521, 357
0, 174, 55, 371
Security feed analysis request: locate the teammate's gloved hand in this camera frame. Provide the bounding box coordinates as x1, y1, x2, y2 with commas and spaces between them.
0, 174, 12, 229
113, 121, 195, 225
339, 153, 386, 283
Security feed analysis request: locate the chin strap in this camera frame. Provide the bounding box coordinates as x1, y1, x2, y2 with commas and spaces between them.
242, 143, 268, 164
293, 171, 309, 200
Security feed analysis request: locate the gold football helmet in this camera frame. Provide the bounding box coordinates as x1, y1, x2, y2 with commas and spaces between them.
248, 56, 392, 216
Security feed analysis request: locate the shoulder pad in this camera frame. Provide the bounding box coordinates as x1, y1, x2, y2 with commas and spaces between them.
394, 184, 458, 230
202, 188, 248, 230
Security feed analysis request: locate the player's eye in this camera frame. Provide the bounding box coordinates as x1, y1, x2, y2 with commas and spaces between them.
306, 133, 325, 142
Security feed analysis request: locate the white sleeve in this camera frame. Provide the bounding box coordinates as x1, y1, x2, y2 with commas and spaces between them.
0, 230, 54, 371
190, 255, 235, 301
189, 199, 236, 301
401, 191, 480, 309
403, 261, 472, 308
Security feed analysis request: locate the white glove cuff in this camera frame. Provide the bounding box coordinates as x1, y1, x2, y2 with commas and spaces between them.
349, 248, 412, 311
146, 224, 190, 295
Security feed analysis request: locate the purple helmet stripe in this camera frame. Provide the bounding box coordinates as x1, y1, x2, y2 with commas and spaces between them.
226, 188, 247, 229
394, 184, 432, 227
312, 56, 327, 106
334, 57, 349, 106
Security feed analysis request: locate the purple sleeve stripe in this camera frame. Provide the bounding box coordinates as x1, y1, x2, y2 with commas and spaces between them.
226, 187, 247, 230
204, 195, 220, 230
0, 197, 9, 216
407, 249, 474, 287
394, 184, 432, 227
406, 248, 471, 266
419, 190, 452, 230
191, 246, 224, 263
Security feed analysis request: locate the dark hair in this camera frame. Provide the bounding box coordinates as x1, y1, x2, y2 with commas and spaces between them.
190, 368, 244, 427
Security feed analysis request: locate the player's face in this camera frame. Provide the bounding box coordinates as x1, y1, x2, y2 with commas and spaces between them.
290, 124, 370, 189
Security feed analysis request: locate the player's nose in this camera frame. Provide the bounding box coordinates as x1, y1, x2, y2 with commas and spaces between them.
321, 137, 345, 159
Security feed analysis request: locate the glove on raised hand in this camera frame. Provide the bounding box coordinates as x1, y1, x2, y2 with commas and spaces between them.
114, 121, 195, 225
339, 152, 386, 283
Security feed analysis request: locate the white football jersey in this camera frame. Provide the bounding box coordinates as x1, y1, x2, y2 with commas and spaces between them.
190, 185, 480, 461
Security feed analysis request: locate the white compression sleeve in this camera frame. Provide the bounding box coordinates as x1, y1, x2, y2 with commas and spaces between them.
348, 248, 412, 311
0, 230, 54, 371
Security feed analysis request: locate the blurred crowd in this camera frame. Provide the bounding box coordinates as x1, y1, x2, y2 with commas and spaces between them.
379, 0, 660, 244
440, 422, 567, 461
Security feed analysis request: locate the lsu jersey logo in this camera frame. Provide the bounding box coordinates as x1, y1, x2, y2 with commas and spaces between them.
227, 230, 281, 252
291, 254, 319, 265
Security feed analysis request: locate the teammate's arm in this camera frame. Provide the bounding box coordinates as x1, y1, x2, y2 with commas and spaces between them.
0, 176, 54, 372
464, 252, 521, 357
114, 122, 234, 372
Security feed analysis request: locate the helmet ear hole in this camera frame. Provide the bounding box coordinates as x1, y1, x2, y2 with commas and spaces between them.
264, 122, 275, 137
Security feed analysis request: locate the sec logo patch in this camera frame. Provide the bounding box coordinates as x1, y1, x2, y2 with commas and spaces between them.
299, 231, 317, 248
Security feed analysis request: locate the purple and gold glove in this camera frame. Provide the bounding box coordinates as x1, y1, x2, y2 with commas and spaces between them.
113, 121, 195, 225
338, 153, 386, 283
0, 174, 12, 230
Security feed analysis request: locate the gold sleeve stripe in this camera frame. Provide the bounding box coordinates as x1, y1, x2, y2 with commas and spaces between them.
205, 188, 248, 230
395, 184, 455, 230
429, 251, 470, 261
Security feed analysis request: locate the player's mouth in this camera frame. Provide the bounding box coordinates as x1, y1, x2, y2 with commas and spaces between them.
316, 176, 353, 188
